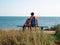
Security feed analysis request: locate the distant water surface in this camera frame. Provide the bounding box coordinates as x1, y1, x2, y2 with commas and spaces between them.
0, 16, 60, 29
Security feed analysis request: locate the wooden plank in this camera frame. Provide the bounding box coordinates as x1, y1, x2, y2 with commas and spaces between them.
43, 31, 56, 34
17, 25, 48, 28
36, 30, 56, 34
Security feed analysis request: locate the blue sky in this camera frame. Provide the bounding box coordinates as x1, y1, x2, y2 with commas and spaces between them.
0, 0, 60, 16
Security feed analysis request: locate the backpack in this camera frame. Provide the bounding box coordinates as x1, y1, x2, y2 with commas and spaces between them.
31, 17, 37, 26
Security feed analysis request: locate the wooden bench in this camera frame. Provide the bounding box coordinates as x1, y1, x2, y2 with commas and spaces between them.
17, 26, 56, 34
17, 25, 49, 30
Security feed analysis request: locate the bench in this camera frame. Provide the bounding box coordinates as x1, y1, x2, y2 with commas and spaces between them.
17, 25, 49, 30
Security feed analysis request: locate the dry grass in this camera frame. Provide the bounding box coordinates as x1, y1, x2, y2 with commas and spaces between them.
0, 29, 56, 45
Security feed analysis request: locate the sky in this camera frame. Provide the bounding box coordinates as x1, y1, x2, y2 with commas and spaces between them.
0, 0, 60, 16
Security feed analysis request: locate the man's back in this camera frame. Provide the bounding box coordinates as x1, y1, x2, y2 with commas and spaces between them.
29, 16, 38, 26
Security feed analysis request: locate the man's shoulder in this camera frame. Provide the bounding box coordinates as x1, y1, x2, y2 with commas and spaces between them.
29, 16, 38, 19
34, 16, 38, 19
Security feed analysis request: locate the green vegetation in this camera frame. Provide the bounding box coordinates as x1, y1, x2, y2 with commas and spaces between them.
0, 29, 56, 45
50, 24, 60, 45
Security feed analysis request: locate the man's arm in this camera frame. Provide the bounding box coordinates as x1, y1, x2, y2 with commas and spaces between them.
35, 16, 38, 26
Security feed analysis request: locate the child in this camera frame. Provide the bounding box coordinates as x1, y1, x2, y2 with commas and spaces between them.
23, 18, 31, 31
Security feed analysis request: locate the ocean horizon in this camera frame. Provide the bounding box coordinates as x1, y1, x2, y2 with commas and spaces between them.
0, 16, 60, 29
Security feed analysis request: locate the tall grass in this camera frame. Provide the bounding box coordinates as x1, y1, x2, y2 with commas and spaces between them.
0, 29, 56, 45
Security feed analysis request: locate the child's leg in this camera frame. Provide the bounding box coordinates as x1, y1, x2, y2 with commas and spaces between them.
23, 25, 25, 31
23, 24, 26, 31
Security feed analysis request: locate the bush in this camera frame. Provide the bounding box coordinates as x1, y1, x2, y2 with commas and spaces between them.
50, 24, 60, 35
50, 24, 60, 45
0, 29, 56, 45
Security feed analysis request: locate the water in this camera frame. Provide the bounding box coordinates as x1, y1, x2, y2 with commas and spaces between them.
0, 16, 60, 29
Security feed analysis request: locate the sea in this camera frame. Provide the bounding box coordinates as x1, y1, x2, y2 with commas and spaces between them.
0, 16, 60, 29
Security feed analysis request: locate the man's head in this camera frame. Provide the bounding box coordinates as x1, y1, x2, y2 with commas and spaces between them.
31, 12, 34, 16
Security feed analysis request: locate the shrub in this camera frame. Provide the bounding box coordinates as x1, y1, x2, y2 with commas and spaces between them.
50, 24, 60, 45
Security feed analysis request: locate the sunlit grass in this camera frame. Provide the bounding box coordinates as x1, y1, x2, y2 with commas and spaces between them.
0, 29, 56, 45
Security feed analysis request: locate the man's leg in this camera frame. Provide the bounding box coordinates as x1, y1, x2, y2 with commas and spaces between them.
35, 26, 37, 31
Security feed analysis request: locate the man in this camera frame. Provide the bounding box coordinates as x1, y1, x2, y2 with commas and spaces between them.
23, 12, 38, 31
29, 12, 38, 30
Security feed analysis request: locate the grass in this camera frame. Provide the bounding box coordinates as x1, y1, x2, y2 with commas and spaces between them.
0, 29, 56, 45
